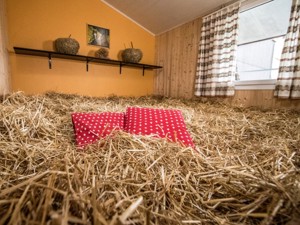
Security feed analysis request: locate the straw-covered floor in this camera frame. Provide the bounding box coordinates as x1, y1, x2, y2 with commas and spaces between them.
0, 92, 299, 225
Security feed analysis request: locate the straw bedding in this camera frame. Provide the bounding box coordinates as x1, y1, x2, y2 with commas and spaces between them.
0, 92, 299, 225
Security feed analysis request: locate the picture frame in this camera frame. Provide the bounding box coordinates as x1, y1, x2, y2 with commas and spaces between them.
87, 24, 110, 48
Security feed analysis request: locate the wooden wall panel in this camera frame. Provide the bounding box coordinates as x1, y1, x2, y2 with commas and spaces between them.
218, 90, 300, 110
154, 17, 300, 110
154, 18, 201, 99
0, 0, 10, 95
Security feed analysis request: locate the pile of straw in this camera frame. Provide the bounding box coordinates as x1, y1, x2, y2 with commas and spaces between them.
0, 92, 299, 225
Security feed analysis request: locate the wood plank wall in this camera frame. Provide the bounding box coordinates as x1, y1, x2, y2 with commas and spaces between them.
154, 18, 300, 110
154, 18, 202, 99
0, 0, 10, 95
214, 90, 300, 110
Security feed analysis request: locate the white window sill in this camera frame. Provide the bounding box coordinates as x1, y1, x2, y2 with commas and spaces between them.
234, 79, 276, 90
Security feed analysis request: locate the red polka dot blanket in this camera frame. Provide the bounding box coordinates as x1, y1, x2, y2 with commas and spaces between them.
71, 108, 195, 148
71, 112, 124, 147
124, 107, 195, 148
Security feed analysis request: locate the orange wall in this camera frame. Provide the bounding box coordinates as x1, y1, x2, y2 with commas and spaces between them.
6, 0, 155, 97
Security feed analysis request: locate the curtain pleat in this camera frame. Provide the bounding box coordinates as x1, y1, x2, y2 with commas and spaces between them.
274, 0, 300, 99
194, 2, 240, 97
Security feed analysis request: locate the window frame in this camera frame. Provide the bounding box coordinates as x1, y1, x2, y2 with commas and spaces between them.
234, 0, 287, 90
234, 79, 276, 90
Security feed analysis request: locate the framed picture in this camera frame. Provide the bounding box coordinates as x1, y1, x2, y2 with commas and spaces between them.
87, 24, 110, 48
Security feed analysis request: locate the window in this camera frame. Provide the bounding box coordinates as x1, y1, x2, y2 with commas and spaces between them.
236, 0, 292, 83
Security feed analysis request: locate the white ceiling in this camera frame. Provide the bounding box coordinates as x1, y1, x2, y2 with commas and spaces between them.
101, 0, 235, 35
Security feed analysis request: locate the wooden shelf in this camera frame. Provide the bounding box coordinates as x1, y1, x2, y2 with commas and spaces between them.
14, 47, 162, 75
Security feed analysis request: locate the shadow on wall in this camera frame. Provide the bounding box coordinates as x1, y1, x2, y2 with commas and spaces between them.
42, 40, 55, 51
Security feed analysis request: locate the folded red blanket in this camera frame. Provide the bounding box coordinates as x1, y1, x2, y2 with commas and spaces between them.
124, 107, 195, 148
71, 112, 124, 147
71, 107, 195, 148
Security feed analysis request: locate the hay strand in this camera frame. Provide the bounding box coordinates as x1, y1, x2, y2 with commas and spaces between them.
0, 91, 299, 224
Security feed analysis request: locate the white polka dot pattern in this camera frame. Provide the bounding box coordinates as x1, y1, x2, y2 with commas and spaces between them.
71, 112, 124, 146
124, 107, 195, 148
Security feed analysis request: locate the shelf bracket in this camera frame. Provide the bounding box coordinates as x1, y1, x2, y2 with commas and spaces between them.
48, 53, 52, 69
119, 62, 122, 74
142, 66, 145, 76
86, 58, 89, 72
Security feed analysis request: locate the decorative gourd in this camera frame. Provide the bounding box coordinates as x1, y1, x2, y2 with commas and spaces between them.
121, 42, 143, 63
55, 35, 80, 55
95, 48, 109, 59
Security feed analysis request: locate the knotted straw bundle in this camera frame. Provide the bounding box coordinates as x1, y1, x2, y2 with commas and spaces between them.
54, 35, 80, 55
121, 42, 143, 63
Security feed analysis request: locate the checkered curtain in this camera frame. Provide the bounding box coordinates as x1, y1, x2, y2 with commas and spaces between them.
274, 0, 300, 99
194, 2, 240, 97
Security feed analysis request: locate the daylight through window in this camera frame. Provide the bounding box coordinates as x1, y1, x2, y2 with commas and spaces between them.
236, 0, 292, 81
